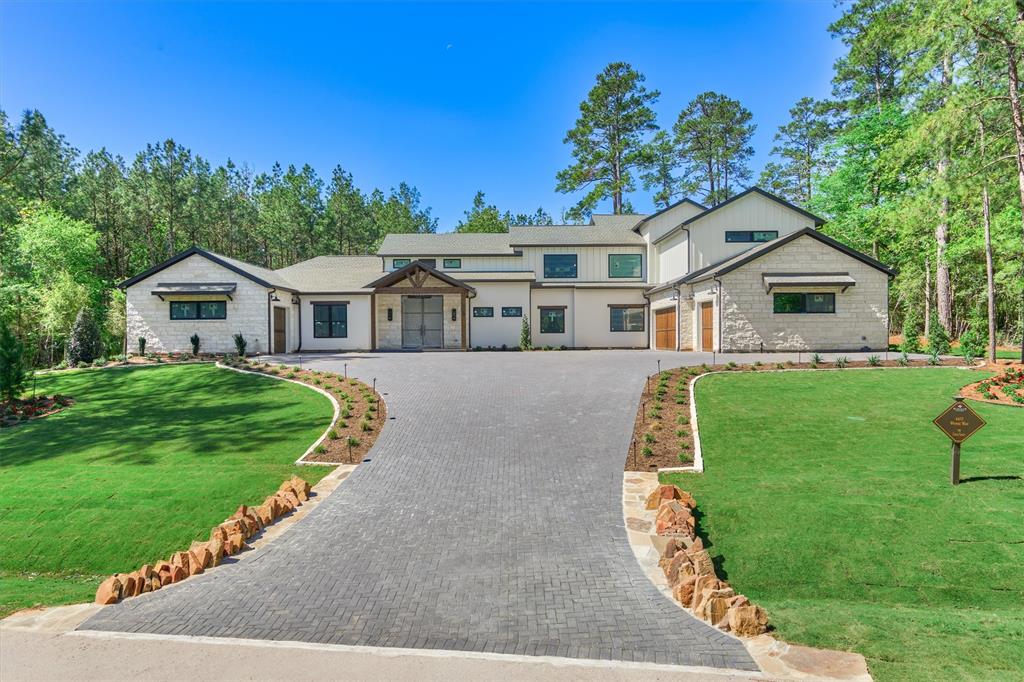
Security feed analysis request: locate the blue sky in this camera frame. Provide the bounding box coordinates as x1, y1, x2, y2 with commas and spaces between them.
1, 1, 844, 230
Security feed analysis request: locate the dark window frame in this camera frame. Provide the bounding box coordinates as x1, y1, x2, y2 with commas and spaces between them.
472, 306, 494, 318
392, 258, 411, 268
609, 306, 645, 332
313, 303, 349, 338
169, 300, 226, 320
543, 254, 578, 279
538, 307, 566, 334
608, 253, 643, 279
417, 258, 437, 268
501, 306, 523, 318
443, 258, 461, 269
725, 230, 778, 243
772, 292, 836, 314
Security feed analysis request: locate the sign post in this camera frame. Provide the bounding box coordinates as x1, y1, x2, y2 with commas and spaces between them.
932, 396, 986, 485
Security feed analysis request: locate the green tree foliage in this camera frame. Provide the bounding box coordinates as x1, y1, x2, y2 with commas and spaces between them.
0, 322, 27, 403
640, 131, 679, 209
673, 91, 756, 205
65, 308, 102, 367
556, 62, 660, 219
457, 191, 509, 233
520, 314, 532, 351
758, 98, 835, 204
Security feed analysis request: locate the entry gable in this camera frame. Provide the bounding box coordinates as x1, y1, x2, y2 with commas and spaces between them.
366, 260, 476, 293
118, 246, 295, 292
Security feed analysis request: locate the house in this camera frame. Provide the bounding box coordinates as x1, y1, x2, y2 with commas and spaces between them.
119, 187, 894, 354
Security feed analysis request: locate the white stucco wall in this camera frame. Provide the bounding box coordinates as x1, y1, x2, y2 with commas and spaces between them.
467, 281, 530, 349
298, 294, 373, 351
126, 253, 271, 354
573, 288, 648, 348
716, 235, 889, 351
531, 287, 574, 348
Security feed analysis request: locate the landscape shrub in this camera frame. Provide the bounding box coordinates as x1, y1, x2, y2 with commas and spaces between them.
867, 355, 881, 366
898, 351, 909, 366
0, 323, 28, 403
927, 324, 951, 355
835, 356, 848, 368
957, 323, 985, 360
901, 306, 922, 353
137, 336, 147, 355
233, 333, 247, 357
66, 308, 103, 367
189, 333, 201, 355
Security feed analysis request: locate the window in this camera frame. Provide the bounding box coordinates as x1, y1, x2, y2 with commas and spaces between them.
418, 258, 436, 268
393, 258, 410, 268
313, 304, 348, 338
443, 258, 461, 269
472, 306, 494, 318
501, 306, 523, 317
543, 254, 577, 278
608, 254, 642, 278
610, 307, 645, 332
725, 230, 778, 243
773, 293, 835, 314
169, 301, 226, 320
539, 307, 565, 334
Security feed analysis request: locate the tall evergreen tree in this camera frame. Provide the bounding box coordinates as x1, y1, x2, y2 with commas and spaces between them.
556, 62, 660, 219
758, 98, 835, 204
673, 92, 755, 205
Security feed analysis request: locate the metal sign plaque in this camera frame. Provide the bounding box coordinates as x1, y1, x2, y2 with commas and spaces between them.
933, 400, 986, 443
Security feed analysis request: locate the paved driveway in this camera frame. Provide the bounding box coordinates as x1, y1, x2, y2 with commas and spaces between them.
82, 350, 874, 668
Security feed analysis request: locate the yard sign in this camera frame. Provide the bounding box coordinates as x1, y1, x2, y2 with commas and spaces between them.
932, 397, 986, 485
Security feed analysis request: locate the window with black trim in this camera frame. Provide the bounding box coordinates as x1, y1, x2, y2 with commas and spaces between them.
608, 254, 642, 278
443, 258, 461, 269
539, 308, 565, 333
392, 258, 410, 268
472, 306, 494, 318
313, 304, 348, 337
725, 230, 778, 243
169, 301, 226, 320
418, 259, 436, 268
610, 307, 645, 332
543, 254, 577, 278
501, 306, 522, 317
773, 293, 835, 314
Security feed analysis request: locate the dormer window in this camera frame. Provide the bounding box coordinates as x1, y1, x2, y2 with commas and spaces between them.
726, 231, 777, 243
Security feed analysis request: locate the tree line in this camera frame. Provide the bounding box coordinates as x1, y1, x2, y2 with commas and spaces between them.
553, 0, 1023, 359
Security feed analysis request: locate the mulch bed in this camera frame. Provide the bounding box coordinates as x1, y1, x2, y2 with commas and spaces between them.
222, 357, 386, 464
625, 355, 980, 472
1, 394, 74, 428
960, 364, 1024, 408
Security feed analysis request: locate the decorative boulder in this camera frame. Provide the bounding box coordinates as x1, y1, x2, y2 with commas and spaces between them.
727, 604, 769, 636
672, 574, 698, 605
697, 587, 736, 627
644, 484, 695, 510
95, 576, 122, 604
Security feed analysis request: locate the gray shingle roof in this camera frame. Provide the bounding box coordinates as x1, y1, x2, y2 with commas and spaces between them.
377, 233, 517, 256
508, 224, 645, 246
274, 256, 385, 292
456, 271, 536, 282
590, 214, 646, 231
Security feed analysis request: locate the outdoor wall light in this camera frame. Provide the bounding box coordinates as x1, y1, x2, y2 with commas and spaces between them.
451, 308, 457, 322
387, 308, 393, 322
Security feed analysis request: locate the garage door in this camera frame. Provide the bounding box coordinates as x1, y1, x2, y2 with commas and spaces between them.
654, 308, 676, 350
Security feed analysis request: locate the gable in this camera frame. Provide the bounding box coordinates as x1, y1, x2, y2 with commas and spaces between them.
636, 199, 707, 242
119, 247, 290, 291
683, 187, 824, 228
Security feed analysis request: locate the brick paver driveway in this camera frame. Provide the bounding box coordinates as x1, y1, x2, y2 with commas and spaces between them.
83, 350, 855, 669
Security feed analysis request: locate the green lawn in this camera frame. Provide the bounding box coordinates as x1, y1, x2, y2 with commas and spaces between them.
663, 368, 1023, 682
0, 364, 334, 617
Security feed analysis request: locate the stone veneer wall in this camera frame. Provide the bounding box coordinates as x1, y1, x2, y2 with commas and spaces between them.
374, 291, 464, 349
126, 254, 270, 354
678, 299, 694, 351
718, 235, 889, 351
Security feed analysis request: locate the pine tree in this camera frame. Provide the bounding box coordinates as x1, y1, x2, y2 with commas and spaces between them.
65, 308, 102, 366
0, 323, 28, 404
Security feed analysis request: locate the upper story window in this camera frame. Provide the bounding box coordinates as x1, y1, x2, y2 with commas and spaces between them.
543, 254, 577, 278
392, 258, 410, 268
608, 254, 642, 278
443, 258, 461, 269
726, 230, 778, 243
170, 301, 226, 320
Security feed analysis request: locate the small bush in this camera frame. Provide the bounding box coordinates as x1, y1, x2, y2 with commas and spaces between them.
66, 308, 103, 366
811, 352, 822, 365
835, 356, 848, 369
775, 362, 785, 369
676, 429, 688, 438
0, 323, 27, 403
189, 333, 201, 355
329, 429, 340, 440
137, 337, 147, 355
726, 361, 737, 369
898, 351, 909, 367
233, 333, 247, 357
360, 420, 373, 432
677, 452, 692, 464
867, 355, 881, 366
927, 349, 941, 366
675, 397, 686, 404
641, 446, 654, 457
676, 415, 688, 425
643, 433, 656, 444
927, 324, 951, 356
91, 358, 106, 367
286, 371, 297, 378
346, 436, 361, 447
315, 445, 327, 454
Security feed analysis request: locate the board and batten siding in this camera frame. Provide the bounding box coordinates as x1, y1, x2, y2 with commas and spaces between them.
688, 193, 816, 271
517, 245, 646, 283
387, 255, 524, 272
126, 254, 271, 354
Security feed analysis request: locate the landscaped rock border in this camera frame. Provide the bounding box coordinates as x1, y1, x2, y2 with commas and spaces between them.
646, 483, 769, 636
94, 476, 311, 605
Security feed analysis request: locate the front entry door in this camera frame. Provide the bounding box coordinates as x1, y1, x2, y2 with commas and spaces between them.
402, 295, 444, 349
654, 308, 677, 350
273, 307, 286, 353
700, 302, 714, 352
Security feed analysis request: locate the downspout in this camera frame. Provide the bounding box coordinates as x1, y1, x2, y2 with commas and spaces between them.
679, 225, 691, 353
641, 288, 652, 349
466, 289, 476, 349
